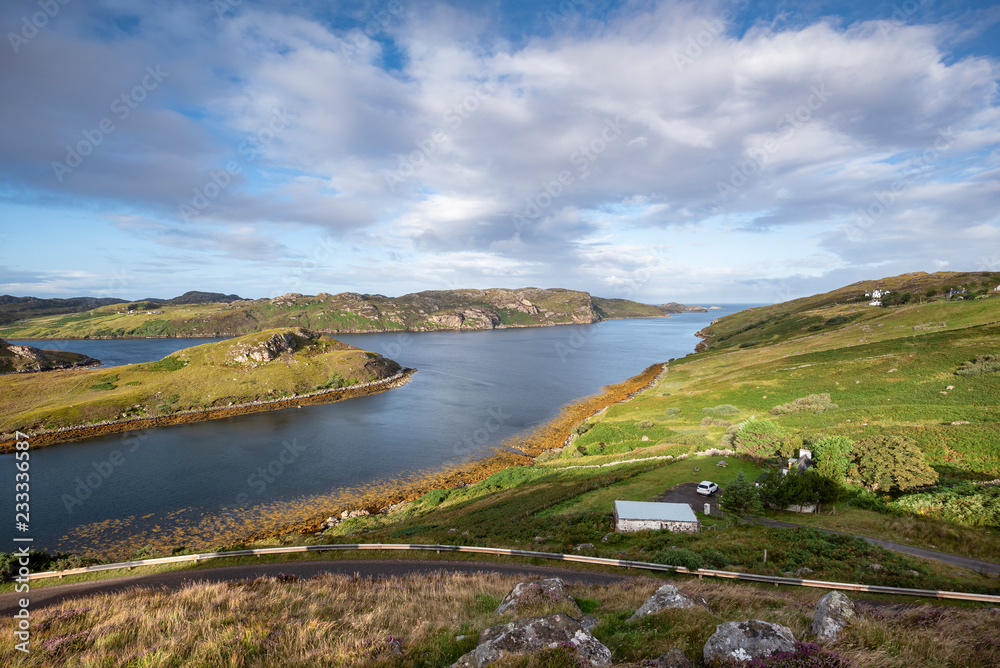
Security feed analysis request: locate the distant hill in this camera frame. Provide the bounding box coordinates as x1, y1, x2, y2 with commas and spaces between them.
144, 291, 244, 305
0, 295, 127, 325
0, 288, 669, 339
695, 270, 1000, 352
656, 302, 708, 313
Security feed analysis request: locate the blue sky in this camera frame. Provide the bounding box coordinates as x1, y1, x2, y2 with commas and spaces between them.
1, 0, 998, 303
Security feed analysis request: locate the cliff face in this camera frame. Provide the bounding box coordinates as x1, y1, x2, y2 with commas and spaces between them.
0, 339, 100, 373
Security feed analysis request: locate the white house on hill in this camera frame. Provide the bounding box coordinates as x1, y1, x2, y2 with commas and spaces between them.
613, 500, 700, 533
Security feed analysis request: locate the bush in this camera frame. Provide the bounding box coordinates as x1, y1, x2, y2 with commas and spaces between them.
144, 355, 187, 372
955, 354, 1000, 376
813, 435, 854, 483
849, 434, 938, 492
664, 407, 681, 416
703, 404, 740, 415
894, 483, 1000, 527
637, 420, 655, 429
719, 422, 744, 448
701, 417, 732, 428
653, 548, 703, 571
720, 470, 763, 521
87, 381, 117, 391
734, 418, 784, 464
700, 548, 730, 569
770, 393, 838, 415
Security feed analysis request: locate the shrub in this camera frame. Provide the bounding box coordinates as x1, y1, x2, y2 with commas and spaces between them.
739, 340, 760, 348
653, 548, 703, 571
664, 407, 681, 416
813, 435, 854, 483
87, 381, 117, 391
703, 404, 740, 415
734, 418, 784, 464
700, 548, 730, 568
894, 483, 1000, 528
719, 422, 744, 448
701, 417, 732, 428
770, 393, 838, 415
637, 420, 655, 429
144, 355, 187, 372
955, 354, 1000, 376
849, 434, 938, 492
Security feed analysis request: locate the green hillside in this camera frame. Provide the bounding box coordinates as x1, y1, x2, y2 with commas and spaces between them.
0, 328, 402, 438
0, 288, 667, 339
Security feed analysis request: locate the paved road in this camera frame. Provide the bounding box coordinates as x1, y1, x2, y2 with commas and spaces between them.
757, 518, 1000, 575
0, 559, 632, 616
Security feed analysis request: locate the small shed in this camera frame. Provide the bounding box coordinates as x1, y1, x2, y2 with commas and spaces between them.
613, 500, 700, 533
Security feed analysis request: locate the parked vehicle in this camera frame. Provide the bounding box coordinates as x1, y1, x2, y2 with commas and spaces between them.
696, 480, 719, 495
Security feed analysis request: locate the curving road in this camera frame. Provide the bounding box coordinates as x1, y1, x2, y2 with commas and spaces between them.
0, 559, 633, 616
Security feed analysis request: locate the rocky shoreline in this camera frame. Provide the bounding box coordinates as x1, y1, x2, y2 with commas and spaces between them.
0, 368, 415, 453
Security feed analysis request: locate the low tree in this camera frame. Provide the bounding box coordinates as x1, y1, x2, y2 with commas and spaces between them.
734, 418, 784, 464
719, 470, 762, 522
848, 434, 938, 492
813, 435, 854, 483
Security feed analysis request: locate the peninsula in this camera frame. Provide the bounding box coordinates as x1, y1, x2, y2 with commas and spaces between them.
0, 328, 409, 450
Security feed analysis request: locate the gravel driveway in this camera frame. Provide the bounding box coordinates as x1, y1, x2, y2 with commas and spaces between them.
654, 481, 722, 516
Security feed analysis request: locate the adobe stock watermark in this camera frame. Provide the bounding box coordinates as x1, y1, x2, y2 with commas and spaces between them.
384, 79, 499, 192
7, 0, 71, 54
847, 127, 955, 240
509, 116, 628, 233
672, 0, 749, 72
179, 106, 294, 221
233, 438, 305, 506
878, 0, 931, 35
542, 0, 586, 29
51, 65, 169, 183
445, 406, 514, 464
716, 84, 831, 203
340, 0, 404, 61
61, 429, 155, 513
278, 235, 338, 291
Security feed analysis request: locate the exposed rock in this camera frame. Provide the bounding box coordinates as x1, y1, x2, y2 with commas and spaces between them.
580, 615, 598, 631
867, 563, 883, 572
574, 543, 595, 552
628, 585, 704, 622
703, 620, 797, 665
340, 509, 371, 519
811, 591, 856, 641
0, 339, 100, 373
656, 648, 693, 668
427, 313, 465, 328
496, 578, 581, 616
231, 330, 305, 363
904, 570, 920, 577
452, 614, 612, 668
270, 292, 303, 306
794, 567, 814, 577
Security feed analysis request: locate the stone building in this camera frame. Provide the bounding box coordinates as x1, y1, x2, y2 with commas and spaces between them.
613, 500, 700, 533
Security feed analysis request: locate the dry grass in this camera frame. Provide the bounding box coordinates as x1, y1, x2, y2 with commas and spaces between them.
2, 572, 996, 667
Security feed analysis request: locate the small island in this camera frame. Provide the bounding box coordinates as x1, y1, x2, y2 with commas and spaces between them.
0, 338, 100, 374
0, 328, 411, 451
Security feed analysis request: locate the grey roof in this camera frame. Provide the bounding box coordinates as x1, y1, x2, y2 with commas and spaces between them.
614, 500, 698, 523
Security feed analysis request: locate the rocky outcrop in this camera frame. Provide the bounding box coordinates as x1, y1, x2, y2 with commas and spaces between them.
496, 578, 581, 616
628, 585, 707, 622
703, 620, 797, 665
0, 339, 100, 374
453, 614, 612, 668
811, 591, 855, 641
655, 648, 693, 668
657, 302, 708, 313
230, 330, 303, 363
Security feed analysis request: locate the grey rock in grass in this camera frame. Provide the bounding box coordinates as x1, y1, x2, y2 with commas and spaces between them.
628, 584, 705, 622
496, 578, 581, 616
452, 613, 612, 667
703, 620, 796, 665
812, 590, 856, 641
656, 647, 693, 667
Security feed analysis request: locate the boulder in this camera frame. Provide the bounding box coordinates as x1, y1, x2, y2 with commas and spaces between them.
452, 614, 612, 668
703, 620, 797, 665
811, 591, 856, 641
496, 578, 581, 616
628, 585, 703, 622
656, 648, 693, 668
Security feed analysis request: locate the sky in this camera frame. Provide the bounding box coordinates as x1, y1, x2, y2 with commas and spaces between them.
0, 0, 998, 304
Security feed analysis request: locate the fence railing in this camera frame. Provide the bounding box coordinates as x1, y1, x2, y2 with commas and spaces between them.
25, 543, 1000, 603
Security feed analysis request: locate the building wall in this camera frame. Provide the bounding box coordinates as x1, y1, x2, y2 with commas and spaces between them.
615, 518, 700, 533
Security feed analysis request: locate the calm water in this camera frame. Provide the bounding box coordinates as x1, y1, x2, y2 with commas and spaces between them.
2, 307, 754, 553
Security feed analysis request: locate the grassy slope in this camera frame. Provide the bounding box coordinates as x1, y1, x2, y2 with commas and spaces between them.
3, 568, 998, 667
697, 270, 1000, 352
0, 288, 663, 339
0, 328, 402, 434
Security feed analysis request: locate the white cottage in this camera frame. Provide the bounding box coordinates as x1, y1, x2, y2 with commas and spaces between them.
613, 500, 700, 533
